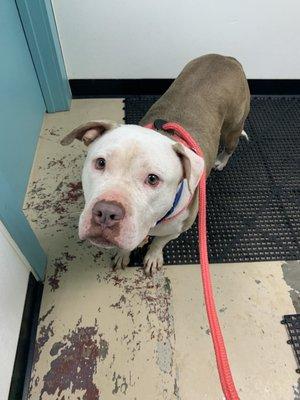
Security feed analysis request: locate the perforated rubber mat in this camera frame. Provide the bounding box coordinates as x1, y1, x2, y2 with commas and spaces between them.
124, 96, 300, 265
282, 314, 300, 373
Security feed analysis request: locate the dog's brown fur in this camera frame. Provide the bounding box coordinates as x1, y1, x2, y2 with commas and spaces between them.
139, 53, 250, 174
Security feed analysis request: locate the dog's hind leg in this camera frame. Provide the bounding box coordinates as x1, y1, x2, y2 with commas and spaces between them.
214, 124, 246, 171
214, 150, 232, 171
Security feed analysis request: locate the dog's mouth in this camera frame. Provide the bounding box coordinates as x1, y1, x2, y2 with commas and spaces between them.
79, 222, 119, 246
88, 236, 116, 248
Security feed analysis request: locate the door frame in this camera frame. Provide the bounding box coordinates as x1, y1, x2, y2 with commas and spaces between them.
16, 0, 71, 112
0, 220, 38, 279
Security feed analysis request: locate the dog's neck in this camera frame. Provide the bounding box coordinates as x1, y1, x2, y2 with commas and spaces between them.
156, 179, 191, 224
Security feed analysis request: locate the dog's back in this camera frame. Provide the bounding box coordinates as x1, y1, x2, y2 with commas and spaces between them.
140, 54, 250, 173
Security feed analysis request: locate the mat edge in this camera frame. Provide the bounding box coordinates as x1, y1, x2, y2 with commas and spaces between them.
70, 79, 300, 97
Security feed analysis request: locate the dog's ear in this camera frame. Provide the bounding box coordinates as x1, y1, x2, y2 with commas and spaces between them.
61, 120, 120, 146
173, 142, 205, 194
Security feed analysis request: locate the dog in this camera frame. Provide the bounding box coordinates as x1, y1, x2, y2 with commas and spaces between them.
61, 54, 250, 276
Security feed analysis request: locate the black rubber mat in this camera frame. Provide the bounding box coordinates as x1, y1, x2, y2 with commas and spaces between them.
282, 314, 300, 373
124, 96, 300, 265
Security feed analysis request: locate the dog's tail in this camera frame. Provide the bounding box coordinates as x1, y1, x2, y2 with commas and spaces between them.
240, 130, 249, 141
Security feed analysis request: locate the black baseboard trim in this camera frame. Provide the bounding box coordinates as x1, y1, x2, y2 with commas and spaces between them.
70, 79, 300, 97
8, 273, 43, 400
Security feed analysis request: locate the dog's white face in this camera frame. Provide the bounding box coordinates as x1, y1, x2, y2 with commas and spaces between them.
61, 121, 204, 251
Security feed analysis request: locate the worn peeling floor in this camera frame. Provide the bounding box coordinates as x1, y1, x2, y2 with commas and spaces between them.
24, 99, 300, 400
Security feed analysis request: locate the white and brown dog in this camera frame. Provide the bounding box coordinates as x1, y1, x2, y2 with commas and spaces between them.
62, 54, 250, 275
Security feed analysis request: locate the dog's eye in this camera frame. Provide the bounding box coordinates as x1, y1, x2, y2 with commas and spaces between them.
95, 158, 106, 170
146, 174, 160, 186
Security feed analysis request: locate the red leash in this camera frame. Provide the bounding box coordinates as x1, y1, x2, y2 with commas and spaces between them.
147, 121, 240, 400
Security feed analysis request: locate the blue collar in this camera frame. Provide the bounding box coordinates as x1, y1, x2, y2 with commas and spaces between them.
156, 180, 185, 224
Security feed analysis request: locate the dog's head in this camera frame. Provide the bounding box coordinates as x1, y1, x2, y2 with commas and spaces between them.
61, 120, 204, 251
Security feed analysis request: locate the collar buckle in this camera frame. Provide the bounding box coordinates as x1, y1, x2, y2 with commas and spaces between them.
153, 119, 169, 132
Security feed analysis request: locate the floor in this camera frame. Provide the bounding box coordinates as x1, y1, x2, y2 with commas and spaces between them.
24, 99, 300, 400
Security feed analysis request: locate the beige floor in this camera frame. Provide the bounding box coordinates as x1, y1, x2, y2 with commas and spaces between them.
24, 99, 299, 400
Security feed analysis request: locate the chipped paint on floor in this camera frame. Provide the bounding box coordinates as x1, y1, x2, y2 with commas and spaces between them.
41, 319, 103, 400
282, 261, 300, 313
24, 99, 299, 399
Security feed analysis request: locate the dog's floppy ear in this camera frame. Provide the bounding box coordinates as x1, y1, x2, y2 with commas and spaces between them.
61, 120, 120, 146
173, 142, 205, 194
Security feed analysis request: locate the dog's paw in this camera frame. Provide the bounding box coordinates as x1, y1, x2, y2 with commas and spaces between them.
214, 150, 231, 171
143, 250, 164, 276
214, 159, 226, 171
111, 249, 130, 270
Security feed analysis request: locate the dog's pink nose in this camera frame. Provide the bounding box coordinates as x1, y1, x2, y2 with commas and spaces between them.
92, 201, 125, 228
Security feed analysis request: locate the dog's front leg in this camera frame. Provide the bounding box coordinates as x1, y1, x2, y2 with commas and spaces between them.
143, 233, 180, 276
112, 248, 131, 270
